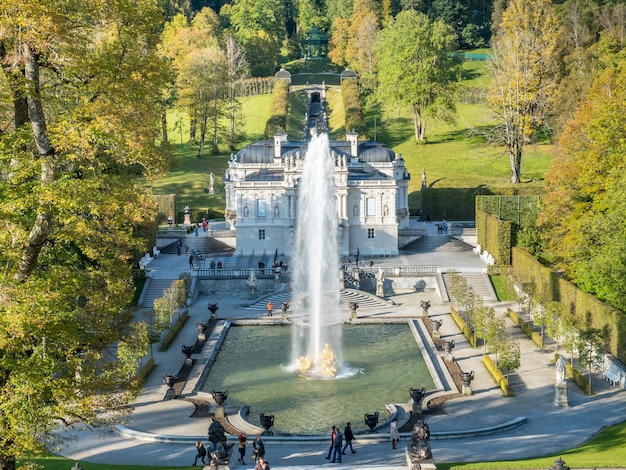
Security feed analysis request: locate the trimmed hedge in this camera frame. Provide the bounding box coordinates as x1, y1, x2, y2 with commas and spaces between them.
159, 310, 189, 352
265, 80, 290, 137
476, 208, 512, 265
341, 78, 366, 136
512, 247, 626, 363
566, 362, 591, 395
506, 308, 543, 347
450, 306, 477, 347
482, 354, 511, 395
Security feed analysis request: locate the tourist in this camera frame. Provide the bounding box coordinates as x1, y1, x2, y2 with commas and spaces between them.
192, 441, 206, 466
341, 422, 356, 455
237, 433, 247, 464
331, 427, 344, 463
254, 456, 270, 470
325, 425, 337, 460
355, 249, 360, 266
390, 417, 400, 449
267, 301, 273, 317
189, 254, 194, 269
252, 435, 265, 462
177, 239, 182, 255
426, 213, 431, 223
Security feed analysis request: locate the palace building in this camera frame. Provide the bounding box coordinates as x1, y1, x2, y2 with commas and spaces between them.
223, 86, 411, 258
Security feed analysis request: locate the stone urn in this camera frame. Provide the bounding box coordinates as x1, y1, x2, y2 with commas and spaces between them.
432, 319, 443, 339
196, 322, 208, 341
280, 302, 290, 320
208, 303, 219, 319
410, 387, 426, 405
420, 299, 431, 317
212, 390, 228, 406
349, 301, 359, 320
260, 413, 275, 433
163, 374, 177, 400
364, 412, 379, 431
461, 370, 475, 395
182, 344, 193, 358
550, 457, 570, 470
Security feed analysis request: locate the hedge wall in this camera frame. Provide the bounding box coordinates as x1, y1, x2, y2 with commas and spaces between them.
341, 78, 366, 136
512, 247, 626, 363
265, 80, 290, 137
475, 209, 511, 265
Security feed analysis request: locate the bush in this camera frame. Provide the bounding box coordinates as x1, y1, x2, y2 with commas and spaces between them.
265, 80, 290, 137
506, 308, 543, 347
482, 354, 510, 395
450, 306, 476, 347
159, 310, 189, 351
567, 362, 592, 395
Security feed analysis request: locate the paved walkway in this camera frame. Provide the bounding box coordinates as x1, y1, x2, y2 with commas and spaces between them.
57, 223, 626, 469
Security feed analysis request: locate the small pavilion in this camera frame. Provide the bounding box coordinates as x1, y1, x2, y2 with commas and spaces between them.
301, 26, 329, 59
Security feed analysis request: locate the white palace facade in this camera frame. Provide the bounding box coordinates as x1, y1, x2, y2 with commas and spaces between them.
224, 130, 411, 258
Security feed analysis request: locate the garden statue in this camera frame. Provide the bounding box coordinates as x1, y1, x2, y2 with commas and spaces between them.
208, 419, 226, 449
247, 270, 257, 298
553, 355, 569, 407
376, 267, 384, 297
555, 355, 566, 384
409, 420, 432, 461
209, 172, 215, 194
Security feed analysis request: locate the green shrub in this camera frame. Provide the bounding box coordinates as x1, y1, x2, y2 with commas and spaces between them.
482, 354, 510, 395
450, 307, 476, 347
566, 362, 591, 395
159, 310, 189, 351
506, 308, 543, 347
265, 80, 290, 137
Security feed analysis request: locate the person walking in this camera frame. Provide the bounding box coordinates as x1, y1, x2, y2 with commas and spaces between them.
341, 422, 356, 455
390, 417, 400, 449
325, 425, 337, 460
189, 254, 194, 269
252, 435, 265, 462
192, 441, 206, 466
254, 456, 270, 470
266, 301, 273, 317
331, 427, 343, 463
237, 433, 247, 464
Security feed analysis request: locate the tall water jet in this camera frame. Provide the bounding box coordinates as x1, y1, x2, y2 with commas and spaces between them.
290, 133, 342, 378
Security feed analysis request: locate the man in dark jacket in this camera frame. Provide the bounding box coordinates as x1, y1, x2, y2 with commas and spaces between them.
341, 422, 357, 454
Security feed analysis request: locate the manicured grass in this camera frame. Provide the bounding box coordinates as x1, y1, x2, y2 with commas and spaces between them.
439, 421, 626, 469
490, 275, 517, 301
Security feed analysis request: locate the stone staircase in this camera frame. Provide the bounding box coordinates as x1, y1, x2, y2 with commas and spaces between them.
442, 271, 497, 302
141, 279, 174, 308
160, 235, 235, 255
402, 234, 475, 253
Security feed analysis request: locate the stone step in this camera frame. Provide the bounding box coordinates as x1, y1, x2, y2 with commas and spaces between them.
141, 279, 175, 308
402, 235, 474, 253
442, 271, 497, 302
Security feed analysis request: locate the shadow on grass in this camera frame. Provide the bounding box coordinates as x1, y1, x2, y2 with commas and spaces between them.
426, 125, 492, 145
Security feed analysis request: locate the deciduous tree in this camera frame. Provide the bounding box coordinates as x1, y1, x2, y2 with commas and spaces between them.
488, 0, 561, 183
0, 0, 169, 468
374, 9, 461, 142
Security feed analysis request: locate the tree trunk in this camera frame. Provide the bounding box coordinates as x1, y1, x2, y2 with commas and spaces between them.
14, 44, 57, 282
412, 104, 426, 142
508, 144, 522, 183
0, 455, 17, 470
212, 98, 219, 155
197, 117, 207, 158
189, 117, 197, 145
161, 108, 168, 145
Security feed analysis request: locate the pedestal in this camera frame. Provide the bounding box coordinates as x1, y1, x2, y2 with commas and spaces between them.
214, 406, 225, 418
185, 357, 193, 367
376, 284, 384, 297
184, 214, 191, 225
443, 352, 454, 362
406, 455, 437, 470
164, 388, 176, 400
433, 331, 441, 340
553, 382, 569, 407
462, 384, 473, 396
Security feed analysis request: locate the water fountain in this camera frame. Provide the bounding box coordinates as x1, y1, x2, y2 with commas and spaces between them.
290, 133, 344, 378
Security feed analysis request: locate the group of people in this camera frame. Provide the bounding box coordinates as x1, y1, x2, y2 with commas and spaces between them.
324, 422, 356, 464
193, 433, 269, 468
